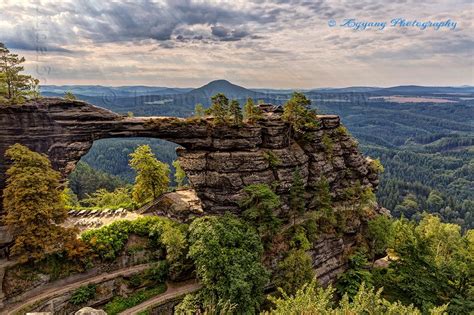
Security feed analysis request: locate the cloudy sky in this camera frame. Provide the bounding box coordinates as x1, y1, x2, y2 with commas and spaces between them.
1, 0, 473, 88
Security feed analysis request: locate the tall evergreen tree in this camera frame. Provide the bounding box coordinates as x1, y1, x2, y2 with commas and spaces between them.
0, 42, 39, 104
289, 167, 306, 224
3, 144, 76, 262
208, 93, 229, 124
229, 99, 243, 126
129, 144, 170, 204
282, 92, 318, 132
243, 97, 262, 123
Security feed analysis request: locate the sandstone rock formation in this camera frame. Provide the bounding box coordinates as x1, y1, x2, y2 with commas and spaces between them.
0, 98, 378, 252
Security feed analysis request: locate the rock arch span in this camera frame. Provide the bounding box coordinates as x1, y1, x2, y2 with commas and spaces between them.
0, 98, 379, 247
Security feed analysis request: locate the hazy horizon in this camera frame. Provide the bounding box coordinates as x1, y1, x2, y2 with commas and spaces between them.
1, 0, 473, 88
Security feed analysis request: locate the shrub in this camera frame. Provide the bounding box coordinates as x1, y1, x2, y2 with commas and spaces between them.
145, 261, 169, 284
70, 284, 96, 305
104, 284, 166, 315
81, 217, 186, 262
273, 249, 315, 296
369, 158, 384, 174
263, 151, 281, 168
336, 251, 373, 299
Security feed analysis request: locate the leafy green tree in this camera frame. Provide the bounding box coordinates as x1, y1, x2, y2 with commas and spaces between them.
187, 215, 269, 312
208, 93, 229, 124
172, 160, 186, 188
282, 92, 318, 132
336, 251, 373, 299
377, 215, 474, 313
64, 91, 77, 100
0, 42, 39, 104
228, 99, 243, 126
2, 144, 77, 262
266, 281, 447, 315
243, 97, 262, 123
240, 183, 281, 239
194, 103, 205, 118
367, 215, 394, 260
129, 144, 170, 205
426, 190, 444, 212
274, 249, 315, 296
61, 185, 80, 209
289, 168, 306, 224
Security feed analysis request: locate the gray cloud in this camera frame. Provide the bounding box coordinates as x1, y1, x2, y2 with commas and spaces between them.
0, 0, 472, 87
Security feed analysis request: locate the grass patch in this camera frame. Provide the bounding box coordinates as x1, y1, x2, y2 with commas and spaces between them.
103, 283, 167, 315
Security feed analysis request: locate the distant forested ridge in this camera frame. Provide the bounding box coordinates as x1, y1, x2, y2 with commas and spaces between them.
57, 82, 473, 229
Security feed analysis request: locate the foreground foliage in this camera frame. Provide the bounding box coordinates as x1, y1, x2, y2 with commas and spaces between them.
183, 214, 269, 313
373, 215, 474, 314
266, 281, 447, 315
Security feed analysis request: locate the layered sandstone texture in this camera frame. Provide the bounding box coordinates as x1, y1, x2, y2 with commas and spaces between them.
0, 98, 378, 243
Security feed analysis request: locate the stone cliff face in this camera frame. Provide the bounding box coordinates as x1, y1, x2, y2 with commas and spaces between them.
0, 98, 381, 304
0, 98, 378, 248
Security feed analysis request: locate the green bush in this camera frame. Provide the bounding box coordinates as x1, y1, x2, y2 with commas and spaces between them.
81, 216, 186, 261
104, 284, 166, 315
145, 261, 169, 284
262, 151, 281, 168
70, 284, 96, 305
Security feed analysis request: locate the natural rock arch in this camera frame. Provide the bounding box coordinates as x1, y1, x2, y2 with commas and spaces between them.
0, 98, 379, 251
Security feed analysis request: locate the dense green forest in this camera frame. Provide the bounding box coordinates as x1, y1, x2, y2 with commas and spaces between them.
314, 99, 473, 229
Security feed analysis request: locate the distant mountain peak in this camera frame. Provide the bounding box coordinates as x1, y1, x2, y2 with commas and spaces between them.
188, 79, 258, 99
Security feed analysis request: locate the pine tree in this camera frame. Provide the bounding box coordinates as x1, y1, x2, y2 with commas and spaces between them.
3, 144, 77, 262
129, 145, 170, 205
194, 103, 205, 118
0, 42, 39, 104
243, 97, 262, 123
209, 93, 229, 124
240, 184, 281, 239
282, 92, 318, 132
289, 167, 306, 224
229, 99, 243, 126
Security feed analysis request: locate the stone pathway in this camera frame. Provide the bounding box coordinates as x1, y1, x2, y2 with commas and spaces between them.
3, 263, 152, 315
